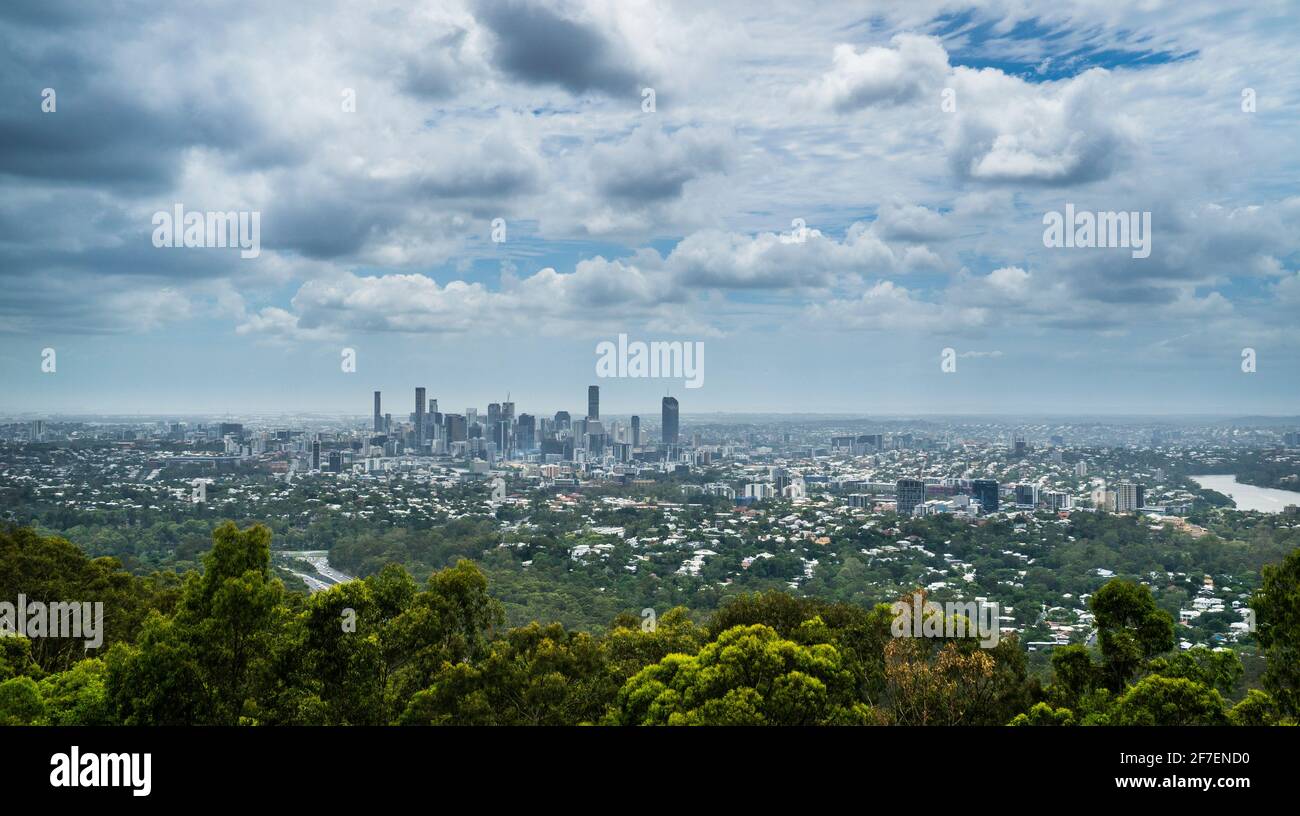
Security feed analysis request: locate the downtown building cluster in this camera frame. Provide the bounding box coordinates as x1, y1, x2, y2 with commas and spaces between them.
352, 385, 685, 473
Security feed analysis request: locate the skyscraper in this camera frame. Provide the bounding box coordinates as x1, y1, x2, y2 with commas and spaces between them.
373, 391, 382, 433
312, 439, 321, 471
971, 479, 999, 514
1116, 483, 1145, 513
517, 413, 535, 450
896, 478, 925, 518
631, 415, 641, 447
554, 411, 571, 432
588, 385, 599, 420
414, 387, 426, 451
662, 397, 679, 446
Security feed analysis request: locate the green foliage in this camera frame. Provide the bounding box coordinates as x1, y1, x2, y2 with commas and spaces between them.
4, 519, 1299, 727
0, 675, 45, 725
1252, 547, 1300, 717
607, 623, 874, 725
1112, 675, 1227, 726
1091, 579, 1175, 690
1010, 702, 1075, 726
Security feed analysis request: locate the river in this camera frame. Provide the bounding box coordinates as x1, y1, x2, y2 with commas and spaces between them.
1189, 474, 1300, 513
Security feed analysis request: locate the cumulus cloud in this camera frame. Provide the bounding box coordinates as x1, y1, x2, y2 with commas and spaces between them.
946, 66, 1135, 185
665, 222, 907, 289
799, 34, 950, 112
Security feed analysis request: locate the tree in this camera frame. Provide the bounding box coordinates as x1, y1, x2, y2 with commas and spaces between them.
1048, 644, 1098, 708
1227, 689, 1282, 726
1010, 702, 1075, 726
1091, 579, 1175, 690
106, 522, 284, 724
0, 676, 45, 725
883, 638, 996, 726
1112, 675, 1226, 726
401, 622, 612, 725
607, 623, 873, 725
1252, 547, 1300, 717
1144, 647, 1242, 695
38, 658, 114, 725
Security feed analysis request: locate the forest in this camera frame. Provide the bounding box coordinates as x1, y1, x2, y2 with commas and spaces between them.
2, 522, 1297, 726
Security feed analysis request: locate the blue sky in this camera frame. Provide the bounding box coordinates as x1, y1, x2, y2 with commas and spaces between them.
2, 0, 1298, 416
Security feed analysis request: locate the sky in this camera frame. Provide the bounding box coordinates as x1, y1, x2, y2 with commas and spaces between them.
1, 0, 1298, 417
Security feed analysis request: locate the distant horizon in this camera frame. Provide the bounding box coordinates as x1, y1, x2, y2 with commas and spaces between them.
6, 409, 1300, 424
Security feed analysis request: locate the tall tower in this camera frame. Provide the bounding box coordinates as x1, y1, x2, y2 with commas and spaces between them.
415, 387, 426, 451
631, 415, 641, 447
588, 385, 599, 420
661, 397, 679, 446
373, 391, 382, 433
895, 478, 925, 517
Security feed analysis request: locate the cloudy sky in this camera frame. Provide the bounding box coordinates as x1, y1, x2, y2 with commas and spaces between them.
2, 0, 1298, 417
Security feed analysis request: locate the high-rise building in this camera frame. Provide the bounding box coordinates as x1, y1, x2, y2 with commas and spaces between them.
312, 439, 321, 471
971, 479, 999, 514
373, 391, 382, 433
1044, 490, 1073, 511
1014, 483, 1039, 507
631, 415, 641, 447
415, 387, 426, 451
1116, 483, 1145, 513
588, 385, 599, 420
554, 411, 570, 432
661, 397, 679, 446
517, 414, 535, 451
1092, 486, 1117, 512
896, 478, 926, 518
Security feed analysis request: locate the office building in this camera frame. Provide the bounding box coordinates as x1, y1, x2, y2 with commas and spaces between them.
662, 397, 679, 446
414, 387, 426, 451
971, 479, 999, 514
1014, 483, 1039, 507
1116, 483, 1145, 513
588, 386, 599, 420
373, 391, 382, 433
896, 478, 926, 517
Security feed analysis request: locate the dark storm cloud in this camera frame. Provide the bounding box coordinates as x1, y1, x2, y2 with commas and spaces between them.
475, 0, 642, 96
0, 19, 289, 192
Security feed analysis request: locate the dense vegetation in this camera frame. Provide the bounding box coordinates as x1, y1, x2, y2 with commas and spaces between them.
2, 522, 1297, 726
